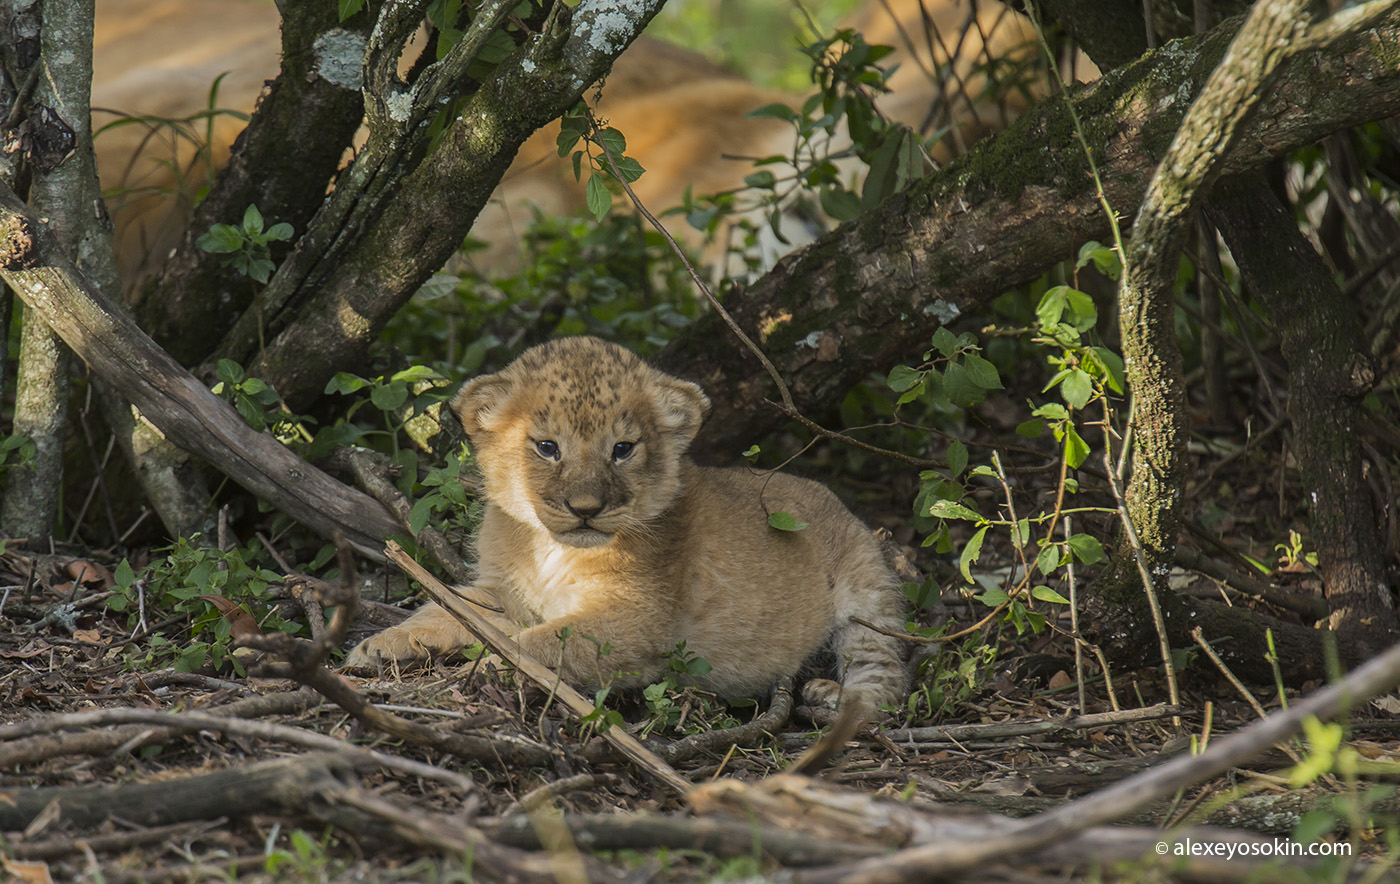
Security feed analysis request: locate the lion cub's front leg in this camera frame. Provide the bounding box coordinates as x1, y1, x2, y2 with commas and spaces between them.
344, 586, 508, 669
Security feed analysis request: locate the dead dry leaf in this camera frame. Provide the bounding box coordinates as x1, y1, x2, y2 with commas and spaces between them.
2, 858, 54, 884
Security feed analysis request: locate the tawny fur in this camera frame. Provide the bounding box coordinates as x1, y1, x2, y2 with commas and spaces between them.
346, 337, 908, 715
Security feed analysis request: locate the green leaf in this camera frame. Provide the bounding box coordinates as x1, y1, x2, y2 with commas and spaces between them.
1036, 544, 1062, 575
975, 587, 1009, 607
115, 558, 135, 589
215, 359, 245, 385
371, 382, 409, 412
963, 354, 1002, 390
338, 0, 365, 19
1064, 426, 1090, 469
408, 496, 435, 535
1076, 240, 1122, 280
819, 185, 862, 221
927, 499, 981, 521
1036, 286, 1069, 329
945, 440, 968, 478
1032, 585, 1071, 604
1090, 347, 1126, 394
749, 103, 797, 122
744, 170, 776, 189
1067, 533, 1106, 565
742, 444, 760, 458
1061, 369, 1094, 410
1011, 518, 1031, 548
1033, 402, 1069, 422
929, 326, 958, 357
585, 174, 612, 221
246, 256, 275, 284
235, 395, 265, 430
264, 222, 294, 242
959, 526, 988, 583
392, 365, 444, 383
196, 223, 244, 254
887, 364, 923, 392
324, 372, 370, 395
942, 362, 982, 408
241, 204, 264, 236
1064, 288, 1097, 331
595, 127, 627, 156
612, 156, 646, 183
768, 511, 809, 532
1016, 418, 1044, 438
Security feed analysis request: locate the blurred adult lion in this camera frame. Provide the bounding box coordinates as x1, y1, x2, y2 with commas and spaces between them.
93, 0, 1088, 287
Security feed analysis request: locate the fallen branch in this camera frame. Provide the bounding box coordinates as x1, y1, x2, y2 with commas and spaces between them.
883, 703, 1181, 743
386, 541, 692, 796
0, 705, 475, 793
0, 182, 401, 557
791, 636, 1400, 882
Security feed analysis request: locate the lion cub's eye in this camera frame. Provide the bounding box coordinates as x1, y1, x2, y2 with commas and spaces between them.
612, 441, 636, 461
534, 440, 560, 461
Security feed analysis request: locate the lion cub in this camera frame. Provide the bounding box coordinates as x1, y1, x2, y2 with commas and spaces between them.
347, 337, 908, 716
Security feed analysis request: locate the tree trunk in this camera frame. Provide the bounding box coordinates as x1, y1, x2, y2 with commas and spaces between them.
1206, 171, 1399, 660
135, 1, 376, 366
3, 0, 105, 542
653, 6, 1400, 458
209, 0, 668, 410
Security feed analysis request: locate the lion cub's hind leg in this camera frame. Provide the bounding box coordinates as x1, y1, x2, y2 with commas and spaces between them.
808, 533, 910, 718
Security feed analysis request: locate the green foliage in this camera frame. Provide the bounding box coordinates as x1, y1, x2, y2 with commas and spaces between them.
211, 359, 313, 443
107, 537, 301, 674
196, 204, 294, 284
905, 633, 999, 721
640, 643, 740, 738
557, 109, 647, 222
320, 364, 453, 495
384, 210, 698, 368
0, 433, 35, 485
264, 827, 348, 880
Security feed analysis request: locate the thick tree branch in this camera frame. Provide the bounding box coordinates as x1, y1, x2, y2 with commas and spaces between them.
231, 0, 668, 409
0, 183, 401, 557
137, 2, 374, 365
654, 5, 1400, 457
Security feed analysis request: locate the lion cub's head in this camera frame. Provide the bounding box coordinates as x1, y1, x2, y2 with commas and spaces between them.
452, 337, 710, 548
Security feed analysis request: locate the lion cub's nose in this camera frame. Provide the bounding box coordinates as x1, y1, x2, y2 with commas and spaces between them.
566, 496, 604, 519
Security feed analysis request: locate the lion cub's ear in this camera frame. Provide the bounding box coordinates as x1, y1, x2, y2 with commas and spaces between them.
453, 373, 515, 436
652, 376, 711, 445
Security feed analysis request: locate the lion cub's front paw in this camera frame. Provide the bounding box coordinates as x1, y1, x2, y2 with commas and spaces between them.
343, 625, 430, 669
343, 602, 476, 670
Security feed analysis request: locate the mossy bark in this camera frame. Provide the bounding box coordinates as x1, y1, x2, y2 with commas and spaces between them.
1206, 171, 1398, 661
222, 0, 667, 410
656, 6, 1400, 457
134, 1, 375, 367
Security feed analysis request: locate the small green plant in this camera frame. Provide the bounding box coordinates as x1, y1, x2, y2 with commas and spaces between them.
196, 204, 294, 283
321, 364, 451, 494
641, 643, 741, 738
1275, 529, 1319, 569
264, 827, 346, 880
0, 433, 35, 484
107, 537, 301, 673
906, 633, 999, 720
210, 359, 313, 443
